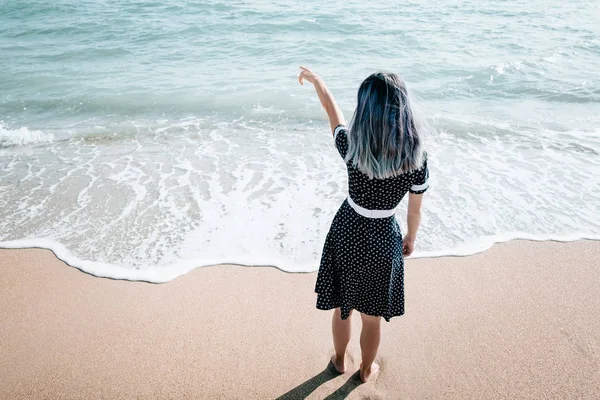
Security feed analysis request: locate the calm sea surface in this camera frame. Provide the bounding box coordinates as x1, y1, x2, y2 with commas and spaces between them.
1, 0, 599, 280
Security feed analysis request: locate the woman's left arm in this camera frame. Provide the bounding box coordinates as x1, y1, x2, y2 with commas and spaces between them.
299, 66, 345, 134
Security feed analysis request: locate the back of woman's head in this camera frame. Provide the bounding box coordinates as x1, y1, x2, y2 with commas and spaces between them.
346, 72, 425, 179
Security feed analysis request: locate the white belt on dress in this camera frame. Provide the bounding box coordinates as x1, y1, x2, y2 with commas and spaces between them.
347, 196, 396, 219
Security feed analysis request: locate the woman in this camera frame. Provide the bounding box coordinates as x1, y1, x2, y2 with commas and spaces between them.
299, 66, 429, 383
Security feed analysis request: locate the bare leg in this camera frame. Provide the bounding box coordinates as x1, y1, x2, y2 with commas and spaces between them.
359, 313, 381, 382
331, 308, 352, 373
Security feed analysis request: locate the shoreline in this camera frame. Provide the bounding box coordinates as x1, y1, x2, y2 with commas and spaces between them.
2, 240, 600, 399
2, 234, 600, 283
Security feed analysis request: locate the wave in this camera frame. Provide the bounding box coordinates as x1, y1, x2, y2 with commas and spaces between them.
2, 234, 599, 283
0, 121, 55, 147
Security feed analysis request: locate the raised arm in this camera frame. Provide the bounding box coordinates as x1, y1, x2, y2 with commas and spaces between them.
403, 193, 424, 256
298, 66, 345, 134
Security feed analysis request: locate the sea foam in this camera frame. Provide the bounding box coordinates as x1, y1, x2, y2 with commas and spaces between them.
1, 233, 599, 283
0, 121, 55, 147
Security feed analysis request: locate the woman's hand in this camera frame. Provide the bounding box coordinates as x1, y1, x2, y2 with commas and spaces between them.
298, 66, 321, 86
402, 235, 416, 256
298, 66, 345, 132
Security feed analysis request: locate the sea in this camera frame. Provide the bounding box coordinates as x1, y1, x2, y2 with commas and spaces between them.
1, 0, 599, 282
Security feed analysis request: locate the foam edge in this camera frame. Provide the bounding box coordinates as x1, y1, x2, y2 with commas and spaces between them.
1, 233, 599, 283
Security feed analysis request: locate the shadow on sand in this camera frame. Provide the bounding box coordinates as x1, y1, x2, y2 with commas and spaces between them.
276, 362, 363, 400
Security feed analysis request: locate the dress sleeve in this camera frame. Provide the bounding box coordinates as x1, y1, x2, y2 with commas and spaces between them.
409, 155, 430, 194
334, 124, 349, 159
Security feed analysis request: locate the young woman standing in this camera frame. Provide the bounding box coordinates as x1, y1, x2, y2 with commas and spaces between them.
299, 66, 429, 383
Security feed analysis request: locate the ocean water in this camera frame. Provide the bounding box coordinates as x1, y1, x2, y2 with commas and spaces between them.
1, 0, 599, 281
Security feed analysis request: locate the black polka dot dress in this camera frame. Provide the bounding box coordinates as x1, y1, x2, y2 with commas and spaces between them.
315, 125, 430, 322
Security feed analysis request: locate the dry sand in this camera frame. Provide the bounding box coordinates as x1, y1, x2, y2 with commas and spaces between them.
1, 240, 599, 399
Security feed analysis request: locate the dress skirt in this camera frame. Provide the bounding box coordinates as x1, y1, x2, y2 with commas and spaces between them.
315, 199, 405, 322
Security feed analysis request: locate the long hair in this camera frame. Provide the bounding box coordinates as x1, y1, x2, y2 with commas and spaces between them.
345, 72, 425, 179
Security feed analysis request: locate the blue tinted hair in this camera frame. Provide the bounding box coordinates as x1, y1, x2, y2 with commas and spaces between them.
346, 72, 425, 179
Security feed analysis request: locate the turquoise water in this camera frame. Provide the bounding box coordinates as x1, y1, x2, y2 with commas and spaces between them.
1, 1, 599, 280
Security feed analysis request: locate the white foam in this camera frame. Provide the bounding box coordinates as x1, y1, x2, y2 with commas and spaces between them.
0, 121, 55, 147
1, 115, 599, 284
1, 234, 599, 283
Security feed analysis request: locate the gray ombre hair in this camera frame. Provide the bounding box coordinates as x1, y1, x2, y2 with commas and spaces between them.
346, 72, 425, 179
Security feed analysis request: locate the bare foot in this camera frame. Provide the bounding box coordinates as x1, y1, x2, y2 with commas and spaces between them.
359, 362, 380, 383
331, 354, 346, 374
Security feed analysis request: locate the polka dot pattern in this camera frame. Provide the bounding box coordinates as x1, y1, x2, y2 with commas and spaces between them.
315, 125, 429, 322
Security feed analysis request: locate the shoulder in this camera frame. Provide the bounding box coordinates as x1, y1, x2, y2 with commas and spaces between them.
415, 150, 428, 172
333, 124, 349, 159
333, 124, 347, 139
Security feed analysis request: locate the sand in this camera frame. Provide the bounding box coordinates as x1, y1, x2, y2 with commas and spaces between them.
1, 240, 599, 399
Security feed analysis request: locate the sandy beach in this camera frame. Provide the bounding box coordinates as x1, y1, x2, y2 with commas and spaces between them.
1, 240, 599, 399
